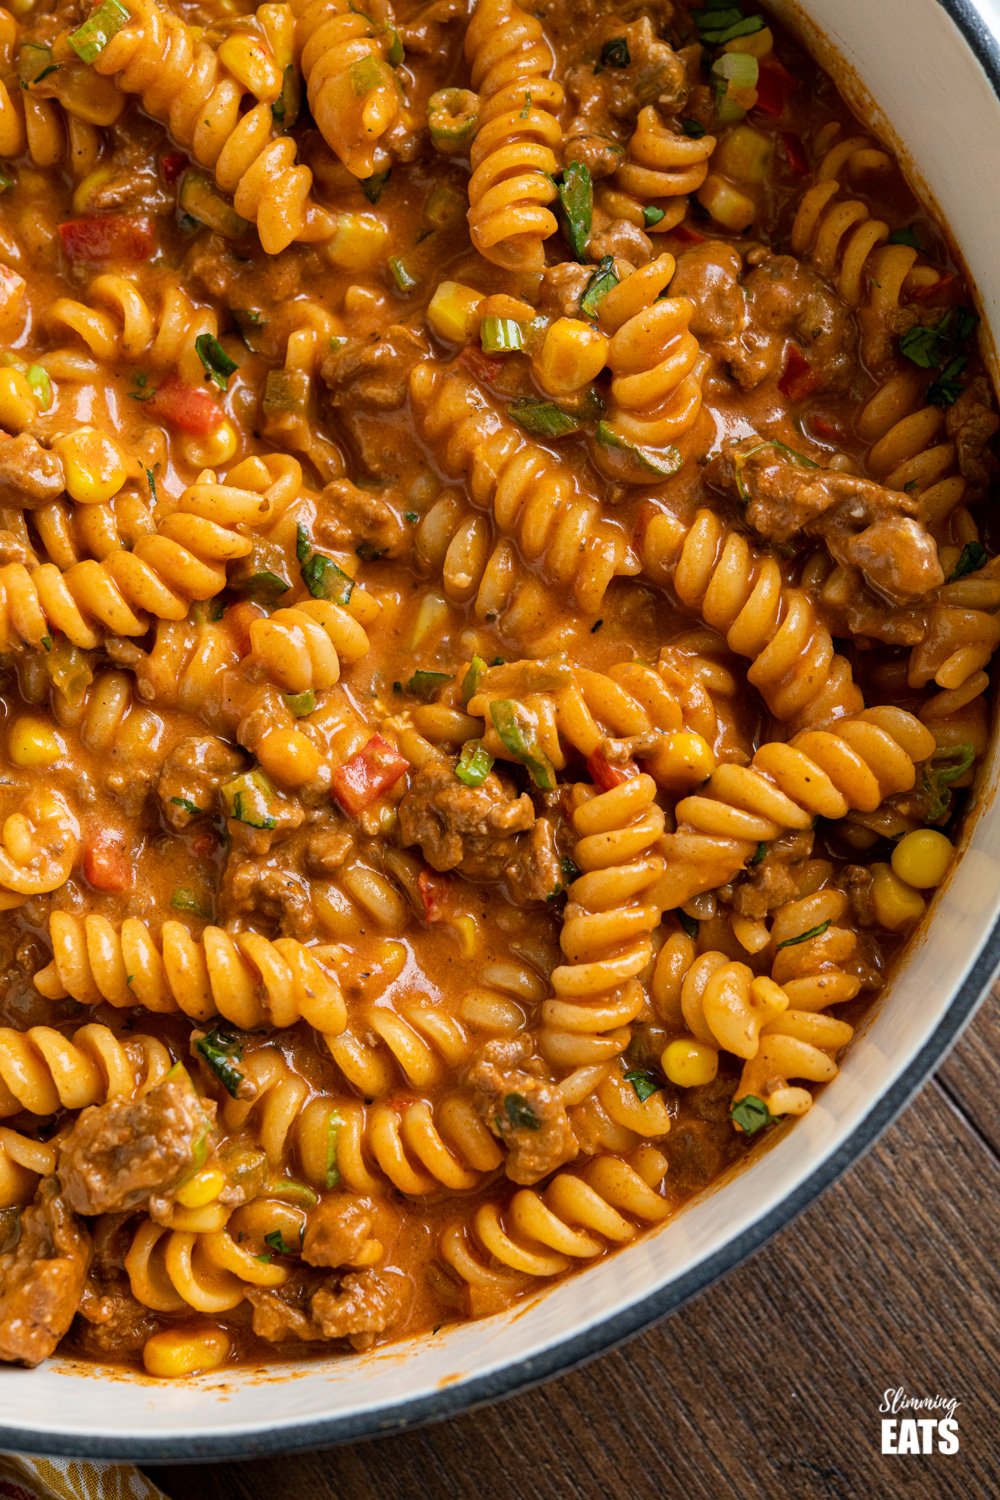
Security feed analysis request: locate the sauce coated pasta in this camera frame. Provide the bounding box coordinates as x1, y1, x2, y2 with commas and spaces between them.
0, 0, 995, 1375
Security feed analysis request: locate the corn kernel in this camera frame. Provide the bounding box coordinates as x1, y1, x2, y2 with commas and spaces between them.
182, 419, 238, 468
427, 280, 483, 344
714, 123, 774, 183
871, 862, 926, 930
325, 212, 390, 272
697, 173, 757, 230
71, 164, 117, 216
143, 1327, 230, 1379
891, 829, 954, 890
662, 1037, 719, 1088
0, 367, 36, 433
535, 318, 609, 396
56, 427, 128, 504
219, 31, 282, 100
8, 716, 63, 767
257, 726, 321, 787
723, 24, 774, 57
175, 1166, 227, 1209
450, 912, 480, 958
658, 730, 715, 791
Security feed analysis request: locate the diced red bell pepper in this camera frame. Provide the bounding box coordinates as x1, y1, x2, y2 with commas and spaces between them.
386, 1093, 420, 1114
459, 346, 505, 387
331, 735, 410, 816
753, 56, 797, 117
417, 868, 452, 922
160, 153, 188, 184
59, 214, 155, 263
0, 263, 25, 324
147, 376, 224, 435
671, 223, 706, 245
587, 748, 639, 790
809, 414, 850, 445
83, 833, 130, 891
782, 132, 808, 175
779, 345, 822, 403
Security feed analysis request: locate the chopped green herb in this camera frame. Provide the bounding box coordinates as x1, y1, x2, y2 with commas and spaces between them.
561, 855, 581, 885
580, 254, 619, 316
355, 540, 385, 562
406, 669, 451, 700
68, 0, 130, 63
675, 909, 699, 939
504, 1093, 540, 1130
899, 307, 977, 370
596, 420, 683, 477
403, 510, 419, 524
480, 316, 525, 353
265, 1177, 319, 1209
519, 90, 531, 119
26, 365, 52, 410
221, 768, 278, 830
40, 635, 52, 652
927, 354, 966, 407
455, 739, 493, 788
919, 743, 975, 821
301, 550, 355, 605
643, 204, 666, 227
555, 159, 592, 261
361, 168, 391, 204
887, 225, 922, 249
284, 689, 316, 717
590, 618, 604, 633
145, 467, 158, 503
948, 540, 988, 581
598, 36, 630, 68
264, 1230, 293, 1257
623, 1068, 661, 1103
489, 700, 556, 791
170, 887, 210, 918
388, 256, 417, 293
234, 569, 291, 598
730, 1093, 775, 1136
271, 63, 301, 131
750, 841, 768, 866
776, 919, 831, 950
462, 654, 487, 706
195, 1027, 245, 1098
170, 796, 201, 816
0, 167, 14, 191
509, 398, 588, 438
195, 332, 238, 390
681, 117, 707, 138
696, 0, 765, 45
324, 1108, 342, 1188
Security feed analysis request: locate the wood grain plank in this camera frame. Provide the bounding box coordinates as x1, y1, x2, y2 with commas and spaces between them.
147, 1006, 998, 1500
938, 987, 1000, 1154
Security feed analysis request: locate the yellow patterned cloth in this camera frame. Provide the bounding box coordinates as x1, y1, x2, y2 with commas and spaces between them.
0, 1457, 167, 1500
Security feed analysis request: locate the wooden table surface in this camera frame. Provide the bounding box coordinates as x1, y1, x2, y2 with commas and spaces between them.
147, 993, 999, 1500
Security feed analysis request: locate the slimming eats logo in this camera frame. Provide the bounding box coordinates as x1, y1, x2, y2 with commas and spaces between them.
880, 1387, 960, 1454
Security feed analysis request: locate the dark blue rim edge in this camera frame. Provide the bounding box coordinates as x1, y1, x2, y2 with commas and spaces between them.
1, 0, 998, 1463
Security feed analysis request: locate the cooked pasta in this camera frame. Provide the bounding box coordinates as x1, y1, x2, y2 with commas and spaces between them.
0, 0, 994, 1379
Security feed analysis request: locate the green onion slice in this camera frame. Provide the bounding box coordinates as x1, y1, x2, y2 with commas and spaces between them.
488, 700, 556, 790
68, 0, 131, 64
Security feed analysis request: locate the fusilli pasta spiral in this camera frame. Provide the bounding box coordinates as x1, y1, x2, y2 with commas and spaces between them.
34, 915, 348, 1033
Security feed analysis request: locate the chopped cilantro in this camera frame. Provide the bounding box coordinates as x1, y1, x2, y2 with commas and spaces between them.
775, 919, 831, 950
948, 540, 988, 580
504, 1093, 540, 1130
730, 1093, 775, 1136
